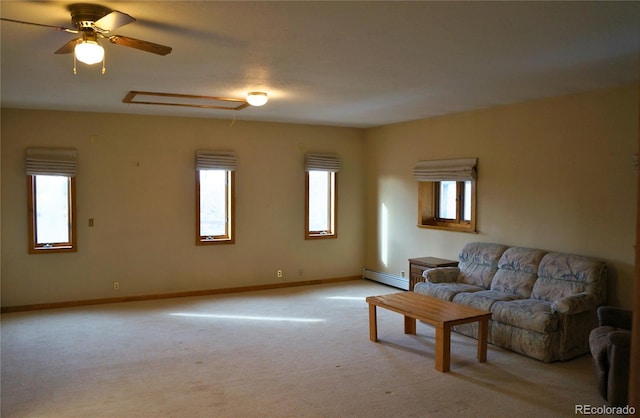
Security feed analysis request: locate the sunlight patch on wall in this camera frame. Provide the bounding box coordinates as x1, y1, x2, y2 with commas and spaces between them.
381, 203, 389, 267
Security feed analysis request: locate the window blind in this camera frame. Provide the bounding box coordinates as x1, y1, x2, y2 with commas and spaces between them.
26, 147, 77, 177
413, 158, 477, 181
196, 150, 237, 171
305, 153, 341, 172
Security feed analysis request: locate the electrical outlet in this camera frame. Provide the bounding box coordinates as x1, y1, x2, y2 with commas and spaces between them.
277, 269, 283, 278
113, 282, 120, 291
401, 271, 406, 278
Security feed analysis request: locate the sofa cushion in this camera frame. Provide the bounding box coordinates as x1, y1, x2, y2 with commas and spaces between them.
452, 290, 520, 311
490, 247, 547, 298
414, 282, 484, 301
532, 252, 606, 302
457, 242, 508, 288
491, 299, 559, 333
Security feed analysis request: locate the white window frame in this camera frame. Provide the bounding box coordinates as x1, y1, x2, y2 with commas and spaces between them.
305, 170, 337, 239
196, 169, 235, 245
28, 174, 77, 253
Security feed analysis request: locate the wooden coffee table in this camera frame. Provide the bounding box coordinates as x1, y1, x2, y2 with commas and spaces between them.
366, 292, 491, 372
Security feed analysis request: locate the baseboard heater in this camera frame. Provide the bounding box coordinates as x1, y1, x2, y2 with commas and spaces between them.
362, 269, 408, 290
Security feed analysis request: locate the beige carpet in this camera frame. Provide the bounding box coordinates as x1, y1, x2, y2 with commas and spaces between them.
1, 280, 613, 417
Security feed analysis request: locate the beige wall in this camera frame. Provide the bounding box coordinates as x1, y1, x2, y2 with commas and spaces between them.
2, 84, 638, 309
1, 110, 365, 306
364, 84, 638, 308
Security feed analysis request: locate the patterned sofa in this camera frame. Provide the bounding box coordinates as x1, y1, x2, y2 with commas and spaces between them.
413, 242, 607, 362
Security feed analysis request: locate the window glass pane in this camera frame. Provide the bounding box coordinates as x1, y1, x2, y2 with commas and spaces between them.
439, 181, 457, 219
35, 175, 70, 244
463, 181, 472, 221
200, 170, 227, 236
309, 171, 329, 231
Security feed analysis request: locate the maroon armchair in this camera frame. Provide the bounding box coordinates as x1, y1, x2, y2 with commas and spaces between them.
589, 306, 632, 406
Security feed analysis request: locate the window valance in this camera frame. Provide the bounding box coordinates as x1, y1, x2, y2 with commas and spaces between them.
196, 150, 237, 171
26, 147, 77, 177
305, 153, 341, 172
413, 158, 477, 182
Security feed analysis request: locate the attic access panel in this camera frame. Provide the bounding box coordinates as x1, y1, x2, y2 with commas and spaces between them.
123, 91, 250, 110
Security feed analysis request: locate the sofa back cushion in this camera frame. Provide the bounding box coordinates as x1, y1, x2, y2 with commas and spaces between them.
457, 242, 508, 288
531, 252, 607, 302
491, 247, 547, 298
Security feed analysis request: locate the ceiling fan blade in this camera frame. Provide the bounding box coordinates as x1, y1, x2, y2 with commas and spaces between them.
108, 35, 172, 56
0, 17, 76, 33
54, 38, 81, 54
94, 10, 136, 32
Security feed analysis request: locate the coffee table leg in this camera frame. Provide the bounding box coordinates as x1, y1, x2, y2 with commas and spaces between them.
435, 325, 451, 372
404, 316, 416, 335
369, 303, 378, 342
477, 317, 489, 362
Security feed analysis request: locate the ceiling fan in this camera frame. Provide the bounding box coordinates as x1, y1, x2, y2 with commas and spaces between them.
1, 3, 172, 73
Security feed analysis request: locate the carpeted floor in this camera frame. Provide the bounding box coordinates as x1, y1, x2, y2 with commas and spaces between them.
1, 280, 613, 417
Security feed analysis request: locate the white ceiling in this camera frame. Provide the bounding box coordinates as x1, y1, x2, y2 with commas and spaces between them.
1, 1, 639, 128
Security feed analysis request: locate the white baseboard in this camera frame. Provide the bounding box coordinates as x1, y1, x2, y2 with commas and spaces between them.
362, 269, 408, 290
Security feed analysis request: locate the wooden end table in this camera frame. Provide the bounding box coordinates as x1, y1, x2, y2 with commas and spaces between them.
408, 257, 458, 290
366, 292, 491, 372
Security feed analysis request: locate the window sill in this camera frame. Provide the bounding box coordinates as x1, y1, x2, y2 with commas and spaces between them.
29, 246, 77, 254
197, 239, 234, 245
417, 224, 477, 234
305, 234, 337, 240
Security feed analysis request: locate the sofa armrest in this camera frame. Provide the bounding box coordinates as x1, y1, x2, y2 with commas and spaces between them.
608, 330, 632, 347
597, 306, 632, 330
551, 292, 600, 314
422, 267, 460, 284
607, 329, 632, 407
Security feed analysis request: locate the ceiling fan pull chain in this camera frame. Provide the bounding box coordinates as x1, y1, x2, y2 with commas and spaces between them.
73, 54, 77, 75
101, 54, 106, 75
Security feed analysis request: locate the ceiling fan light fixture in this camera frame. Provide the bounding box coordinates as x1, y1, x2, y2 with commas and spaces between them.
246, 92, 268, 107
75, 39, 104, 65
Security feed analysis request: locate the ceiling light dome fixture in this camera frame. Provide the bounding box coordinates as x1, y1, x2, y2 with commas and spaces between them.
75, 40, 104, 64
246, 92, 268, 107
75, 34, 104, 65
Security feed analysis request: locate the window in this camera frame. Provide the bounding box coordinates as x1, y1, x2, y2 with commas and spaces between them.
306, 171, 337, 238
196, 170, 234, 244
414, 158, 477, 233
26, 147, 77, 253
196, 151, 236, 245
438, 180, 472, 221
418, 180, 476, 232
305, 153, 340, 239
